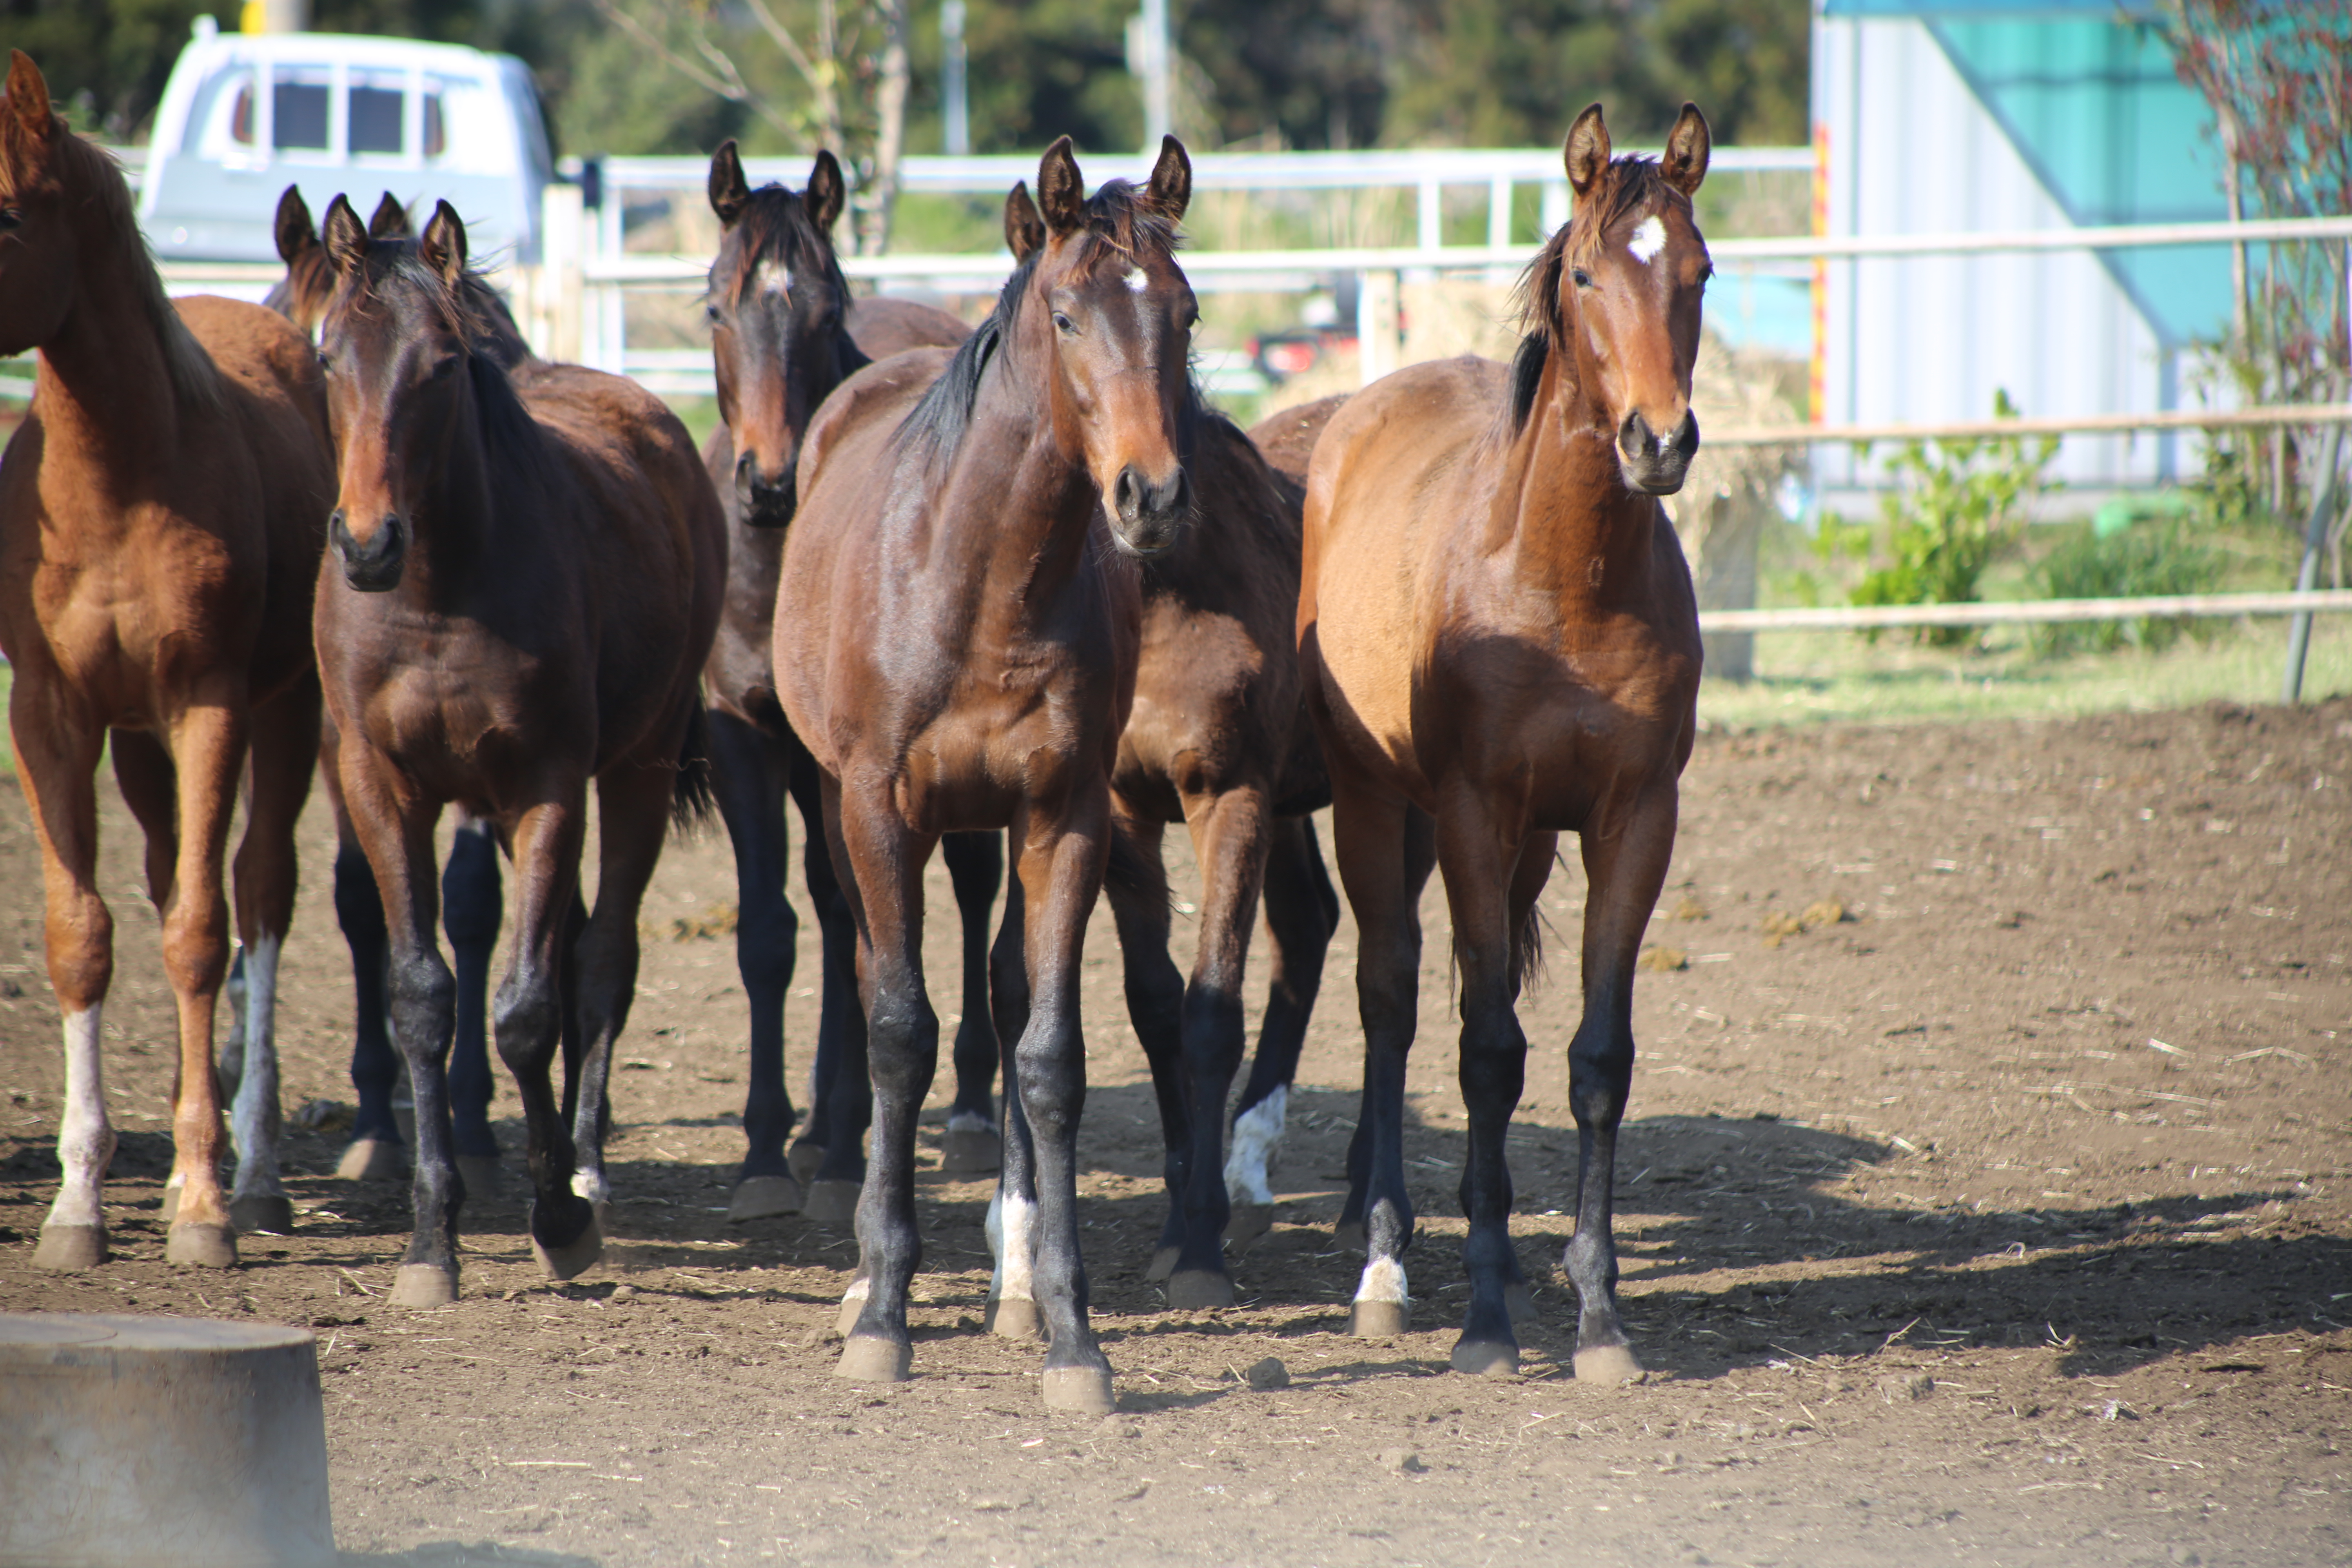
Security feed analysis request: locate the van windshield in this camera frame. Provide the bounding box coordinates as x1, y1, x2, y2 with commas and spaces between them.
350, 72, 404, 155
272, 71, 330, 151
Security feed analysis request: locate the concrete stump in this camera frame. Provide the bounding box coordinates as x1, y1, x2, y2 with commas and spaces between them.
0, 1313, 334, 1568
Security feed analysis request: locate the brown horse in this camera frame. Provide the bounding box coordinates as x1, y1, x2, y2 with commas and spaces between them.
1298, 102, 1711, 1380
776, 138, 1195, 1411
976, 201, 1337, 1310
694, 143, 1003, 1225
0, 53, 334, 1269
312, 196, 724, 1306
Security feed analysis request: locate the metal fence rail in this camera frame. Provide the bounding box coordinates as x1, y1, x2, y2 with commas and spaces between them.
1700, 591, 2352, 635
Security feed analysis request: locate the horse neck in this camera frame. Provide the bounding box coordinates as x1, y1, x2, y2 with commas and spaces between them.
31, 216, 194, 482
1495, 344, 1663, 607
397, 381, 509, 606
947, 328, 1106, 611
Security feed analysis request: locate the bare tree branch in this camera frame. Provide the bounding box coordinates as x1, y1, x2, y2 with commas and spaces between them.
590, 0, 797, 138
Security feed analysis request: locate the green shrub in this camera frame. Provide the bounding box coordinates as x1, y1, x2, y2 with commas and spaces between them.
2029, 516, 2223, 657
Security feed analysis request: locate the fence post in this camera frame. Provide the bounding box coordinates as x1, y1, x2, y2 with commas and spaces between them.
2282, 421, 2345, 703
1356, 268, 1399, 386
535, 180, 584, 365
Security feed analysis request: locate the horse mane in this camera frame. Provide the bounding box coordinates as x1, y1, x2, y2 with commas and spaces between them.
895, 180, 1192, 469
351, 242, 550, 477
712, 182, 852, 310
1500, 154, 1683, 443
21, 123, 223, 413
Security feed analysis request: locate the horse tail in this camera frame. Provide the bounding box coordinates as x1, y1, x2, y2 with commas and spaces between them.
1512, 896, 1549, 997
670, 704, 719, 836
1103, 817, 1168, 917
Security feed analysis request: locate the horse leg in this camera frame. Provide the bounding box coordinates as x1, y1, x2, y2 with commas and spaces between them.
1163, 786, 1272, 1309
148, 694, 249, 1267
107, 731, 182, 1221
1329, 780, 1435, 1335
1101, 814, 1187, 1284
940, 830, 1004, 1174
790, 739, 868, 1214
322, 719, 405, 1181
1431, 795, 1542, 1376
706, 708, 801, 1221
223, 674, 321, 1236
1497, 836, 1554, 1326
565, 753, 683, 1252
828, 773, 938, 1386
1224, 811, 1336, 1243
1563, 781, 1678, 1384
444, 811, 504, 1189
17, 687, 117, 1272
984, 855, 1045, 1342
1011, 793, 1119, 1413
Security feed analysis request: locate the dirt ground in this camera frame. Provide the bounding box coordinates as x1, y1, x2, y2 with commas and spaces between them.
2, 698, 2349, 1568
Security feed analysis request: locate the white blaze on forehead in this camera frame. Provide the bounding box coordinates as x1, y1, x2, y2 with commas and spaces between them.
1627, 215, 1668, 265
753, 258, 795, 298
1124, 266, 1150, 293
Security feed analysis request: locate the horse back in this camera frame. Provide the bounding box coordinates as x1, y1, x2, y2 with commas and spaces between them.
1247, 393, 1350, 490
845, 296, 972, 361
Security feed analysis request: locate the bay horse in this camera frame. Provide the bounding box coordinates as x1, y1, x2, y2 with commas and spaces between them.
1297, 102, 1711, 1381
312, 195, 724, 1306
0, 53, 334, 1269
981, 194, 1338, 1312
695, 143, 1004, 1225
263, 183, 520, 1192
776, 138, 1196, 1411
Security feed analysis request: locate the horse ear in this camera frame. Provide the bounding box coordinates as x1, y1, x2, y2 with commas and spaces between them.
1662, 102, 1711, 196
419, 199, 468, 286
806, 149, 846, 235
1036, 136, 1085, 236
368, 191, 412, 240
274, 185, 318, 266
5, 51, 55, 144
708, 140, 751, 226
1563, 102, 1610, 202
1145, 134, 1190, 223
322, 193, 370, 277
1002, 181, 1044, 261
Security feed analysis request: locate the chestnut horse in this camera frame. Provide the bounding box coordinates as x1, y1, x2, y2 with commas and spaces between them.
1298, 102, 1711, 1380
979, 195, 1338, 1310
0, 53, 334, 1269
313, 196, 724, 1306
694, 144, 1003, 1225
776, 138, 1195, 1411
263, 183, 521, 1192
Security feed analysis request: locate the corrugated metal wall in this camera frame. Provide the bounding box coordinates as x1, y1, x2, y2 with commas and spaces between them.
1811, 13, 2184, 508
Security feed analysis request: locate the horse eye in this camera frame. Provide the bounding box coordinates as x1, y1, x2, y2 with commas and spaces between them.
1052, 312, 1076, 335
705, 303, 723, 324
1571, 268, 1595, 289
427, 356, 460, 381
0, 208, 22, 231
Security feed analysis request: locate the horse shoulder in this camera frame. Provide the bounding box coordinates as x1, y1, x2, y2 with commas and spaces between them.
846, 296, 973, 359
798, 345, 954, 489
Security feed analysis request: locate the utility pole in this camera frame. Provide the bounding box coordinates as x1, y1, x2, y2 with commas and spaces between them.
942, 0, 969, 156
1126, 0, 1170, 149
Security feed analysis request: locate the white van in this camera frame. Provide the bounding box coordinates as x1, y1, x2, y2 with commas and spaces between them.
139, 18, 552, 265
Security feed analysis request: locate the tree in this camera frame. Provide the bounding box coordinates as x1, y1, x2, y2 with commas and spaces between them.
2, 0, 236, 142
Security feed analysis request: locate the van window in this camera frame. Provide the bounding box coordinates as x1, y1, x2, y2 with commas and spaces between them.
423, 91, 446, 160
273, 71, 330, 151
349, 73, 405, 155
229, 81, 254, 146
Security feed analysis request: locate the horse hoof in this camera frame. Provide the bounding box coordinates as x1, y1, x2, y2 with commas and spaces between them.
941, 1126, 1002, 1175
229, 1195, 296, 1236
801, 1179, 859, 1225
165, 1223, 238, 1269
33, 1224, 106, 1272
1041, 1365, 1115, 1415
728, 1175, 804, 1222
1349, 1299, 1410, 1338
1224, 1203, 1275, 1246
787, 1142, 825, 1185
456, 1155, 503, 1196
389, 1262, 459, 1308
1451, 1339, 1521, 1378
1144, 1245, 1179, 1283
835, 1335, 912, 1383
1166, 1270, 1235, 1311
531, 1214, 604, 1281
1504, 1282, 1538, 1323
1334, 1219, 1366, 1252
985, 1295, 1045, 1342
1573, 1343, 1646, 1385
336, 1138, 407, 1182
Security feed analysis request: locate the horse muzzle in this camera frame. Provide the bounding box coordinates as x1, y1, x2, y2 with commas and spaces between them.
330, 508, 408, 592
1617, 408, 1700, 495
1109, 462, 1190, 557
735, 450, 797, 529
